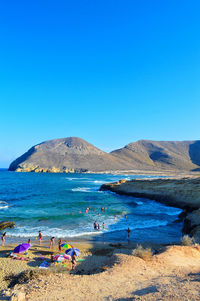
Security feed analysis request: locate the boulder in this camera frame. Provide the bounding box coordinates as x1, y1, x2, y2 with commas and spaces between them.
0, 221, 15, 230
10, 291, 25, 301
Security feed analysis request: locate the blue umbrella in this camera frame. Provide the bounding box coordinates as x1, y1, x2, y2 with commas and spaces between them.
65, 248, 81, 257
14, 243, 31, 254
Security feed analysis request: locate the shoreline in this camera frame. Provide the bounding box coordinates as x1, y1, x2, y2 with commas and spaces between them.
100, 177, 200, 242
3, 168, 200, 177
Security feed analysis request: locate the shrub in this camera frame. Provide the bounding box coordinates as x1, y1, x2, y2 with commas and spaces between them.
4, 269, 50, 288
181, 235, 195, 246
132, 245, 152, 260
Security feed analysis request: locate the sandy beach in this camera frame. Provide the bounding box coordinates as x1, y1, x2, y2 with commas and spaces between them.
0, 239, 200, 300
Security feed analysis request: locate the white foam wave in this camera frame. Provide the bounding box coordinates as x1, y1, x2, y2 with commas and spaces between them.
66, 177, 90, 181
7, 226, 103, 238
71, 187, 92, 192
0, 201, 9, 210
135, 200, 143, 205
93, 180, 106, 184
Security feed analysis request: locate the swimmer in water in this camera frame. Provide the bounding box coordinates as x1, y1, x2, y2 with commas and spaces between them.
102, 222, 105, 230
94, 221, 97, 230
126, 227, 131, 238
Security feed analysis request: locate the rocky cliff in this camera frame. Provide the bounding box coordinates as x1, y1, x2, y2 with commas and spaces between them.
100, 177, 200, 242
9, 138, 200, 173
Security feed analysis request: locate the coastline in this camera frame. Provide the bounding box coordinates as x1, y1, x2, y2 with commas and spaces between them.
100, 177, 200, 242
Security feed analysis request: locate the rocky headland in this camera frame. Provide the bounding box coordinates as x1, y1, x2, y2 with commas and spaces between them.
8, 137, 200, 173
100, 177, 200, 242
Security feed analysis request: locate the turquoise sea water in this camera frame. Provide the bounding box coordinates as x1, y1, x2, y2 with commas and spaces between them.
0, 170, 182, 243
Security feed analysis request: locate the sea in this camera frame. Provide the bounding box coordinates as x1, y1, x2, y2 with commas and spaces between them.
0, 169, 183, 244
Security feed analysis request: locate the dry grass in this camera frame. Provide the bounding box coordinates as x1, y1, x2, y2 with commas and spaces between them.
132, 245, 153, 261
181, 235, 195, 246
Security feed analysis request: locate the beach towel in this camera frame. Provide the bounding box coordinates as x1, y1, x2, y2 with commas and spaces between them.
39, 261, 50, 269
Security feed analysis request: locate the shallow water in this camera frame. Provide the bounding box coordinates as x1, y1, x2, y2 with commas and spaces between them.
0, 170, 182, 243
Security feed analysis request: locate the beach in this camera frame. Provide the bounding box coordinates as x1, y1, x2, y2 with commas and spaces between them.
1, 173, 200, 300
1, 240, 200, 300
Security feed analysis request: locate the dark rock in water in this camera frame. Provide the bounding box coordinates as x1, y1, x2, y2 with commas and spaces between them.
8, 137, 200, 173
0, 221, 15, 230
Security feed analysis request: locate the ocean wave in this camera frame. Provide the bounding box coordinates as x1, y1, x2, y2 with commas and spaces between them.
71, 187, 92, 192
0, 201, 9, 210
7, 226, 103, 238
66, 177, 90, 181
135, 200, 143, 205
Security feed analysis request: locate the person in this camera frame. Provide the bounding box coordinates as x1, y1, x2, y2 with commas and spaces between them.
1, 232, 7, 246
71, 251, 77, 270
58, 238, 62, 252
28, 239, 31, 245
38, 231, 42, 245
50, 237, 55, 249
93, 221, 97, 230
102, 222, 105, 230
97, 224, 100, 230
126, 227, 131, 238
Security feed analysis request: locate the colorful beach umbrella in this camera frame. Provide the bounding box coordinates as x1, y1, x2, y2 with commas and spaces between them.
61, 243, 73, 249
65, 248, 81, 257
14, 243, 31, 254
53, 254, 71, 262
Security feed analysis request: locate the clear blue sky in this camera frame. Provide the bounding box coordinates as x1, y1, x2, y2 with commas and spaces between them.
0, 0, 200, 167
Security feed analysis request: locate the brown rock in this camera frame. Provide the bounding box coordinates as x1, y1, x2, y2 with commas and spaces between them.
10, 291, 26, 301
0, 221, 15, 230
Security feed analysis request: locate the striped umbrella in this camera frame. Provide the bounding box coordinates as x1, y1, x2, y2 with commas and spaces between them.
65, 248, 81, 257
53, 254, 71, 262
61, 243, 73, 249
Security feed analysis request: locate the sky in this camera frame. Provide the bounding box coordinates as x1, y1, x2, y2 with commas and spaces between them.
0, 0, 200, 167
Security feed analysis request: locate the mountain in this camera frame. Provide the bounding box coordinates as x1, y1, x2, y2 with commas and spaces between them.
8, 138, 200, 173
8, 137, 127, 172
111, 140, 200, 171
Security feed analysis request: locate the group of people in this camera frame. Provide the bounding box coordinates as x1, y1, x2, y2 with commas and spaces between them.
93, 221, 105, 231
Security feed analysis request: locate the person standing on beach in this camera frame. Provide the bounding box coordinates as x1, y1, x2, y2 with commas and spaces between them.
71, 251, 77, 270
38, 231, 42, 245
58, 238, 62, 252
50, 237, 55, 249
1, 232, 7, 246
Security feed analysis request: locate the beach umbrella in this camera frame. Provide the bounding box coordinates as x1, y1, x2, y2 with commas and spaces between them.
65, 248, 81, 257
53, 254, 71, 262
61, 243, 73, 249
14, 243, 31, 254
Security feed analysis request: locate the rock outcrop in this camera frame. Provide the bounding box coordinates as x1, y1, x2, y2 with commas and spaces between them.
100, 177, 200, 241
9, 138, 200, 173
0, 221, 15, 230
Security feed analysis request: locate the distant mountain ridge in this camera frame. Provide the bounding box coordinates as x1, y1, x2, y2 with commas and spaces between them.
9, 137, 200, 173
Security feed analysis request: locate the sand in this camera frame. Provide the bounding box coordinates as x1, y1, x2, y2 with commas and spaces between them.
1, 241, 200, 300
